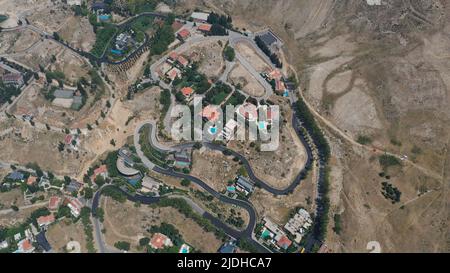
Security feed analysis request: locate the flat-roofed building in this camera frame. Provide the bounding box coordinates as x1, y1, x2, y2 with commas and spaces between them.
190, 12, 210, 23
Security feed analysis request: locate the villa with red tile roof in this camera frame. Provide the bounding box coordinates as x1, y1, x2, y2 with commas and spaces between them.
171, 20, 183, 32
150, 233, 173, 249
177, 55, 189, 67
168, 51, 178, 61
202, 105, 221, 122
166, 67, 181, 81
177, 28, 191, 40
48, 196, 62, 211
64, 134, 73, 145
268, 69, 283, 81
181, 87, 194, 98
198, 24, 212, 33
37, 214, 55, 227
90, 164, 108, 182
27, 176, 37, 186
15, 239, 34, 253
276, 235, 292, 250
238, 102, 258, 121
67, 197, 83, 217
275, 79, 286, 93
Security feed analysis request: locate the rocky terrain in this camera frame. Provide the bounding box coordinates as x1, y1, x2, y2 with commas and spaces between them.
175, 0, 450, 252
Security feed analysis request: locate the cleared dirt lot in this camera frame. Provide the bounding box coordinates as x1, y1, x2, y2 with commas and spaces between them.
229, 97, 308, 189
11, 39, 65, 70
228, 62, 265, 97
51, 49, 91, 84
183, 39, 226, 79
58, 16, 96, 52
46, 220, 88, 253
0, 119, 95, 177
191, 149, 241, 193
102, 197, 223, 252
234, 42, 270, 72
0, 29, 41, 55
250, 169, 315, 225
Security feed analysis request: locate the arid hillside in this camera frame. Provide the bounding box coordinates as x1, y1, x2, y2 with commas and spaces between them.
175, 0, 450, 252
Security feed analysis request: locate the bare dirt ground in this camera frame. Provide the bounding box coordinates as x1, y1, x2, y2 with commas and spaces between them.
11, 39, 65, 70
147, 171, 250, 229
191, 149, 240, 193
182, 39, 226, 79
228, 62, 265, 97
58, 16, 96, 52
174, 0, 450, 252
0, 189, 25, 209
0, 119, 94, 176
46, 220, 87, 253
102, 197, 223, 252
51, 49, 91, 84
234, 42, 270, 72
0, 29, 41, 55
228, 96, 307, 189
250, 170, 315, 225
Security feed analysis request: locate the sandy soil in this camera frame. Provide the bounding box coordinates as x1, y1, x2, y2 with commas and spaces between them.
229, 97, 307, 189
102, 198, 223, 252
228, 62, 265, 97
58, 16, 96, 52
234, 42, 270, 72
326, 70, 353, 95
0, 119, 94, 175
191, 149, 241, 193
183, 39, 226, 79
307, 56, 354, 102
46, 220, 87, 253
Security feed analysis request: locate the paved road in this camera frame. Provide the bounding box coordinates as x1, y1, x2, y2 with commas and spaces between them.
91, 184, 267, 253
131, 113, 316, 251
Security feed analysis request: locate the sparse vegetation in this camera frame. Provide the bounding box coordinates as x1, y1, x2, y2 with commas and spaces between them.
357, 135, 372, 145
379, 154, 401, 170
381, 182, 401, 204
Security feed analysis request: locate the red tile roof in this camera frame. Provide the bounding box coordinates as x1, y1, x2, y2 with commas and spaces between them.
48, 196, 62, 210
177, 28, 191, 39
202, 105, 220, 121
177, 55, 189, 67
198, 24, 212, 32
276, 235, 292, 249
275, 79, 285, 92
168, 52, 178, 61
20, 239, 33, 251
268, 69, 282, 80
27, 176, 37, 186
171, 21, 183, 32
239, 103, 258, 121
37, 214, 55, 226
64, 134, 73, 145
91, 164, 108, 181
167, 68, 180, 81
150, 233, 170, 249
181, 87, 194, 97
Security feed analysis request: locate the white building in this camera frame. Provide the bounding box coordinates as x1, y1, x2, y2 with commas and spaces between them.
284, 208, 312, 244
190, 12, 209, 23
67, 198, 83, 217
222, 119, 238, 141
67, 0, 83, 5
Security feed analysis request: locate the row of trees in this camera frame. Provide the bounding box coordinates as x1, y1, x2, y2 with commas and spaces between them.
293, 98, 331, 245
0, 80, 21, 104
207, 12, 233, 29
150, 16, 175, 56
254, 36, 282, 68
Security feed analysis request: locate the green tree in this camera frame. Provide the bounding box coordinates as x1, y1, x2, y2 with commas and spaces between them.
114, 241, 130, 251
